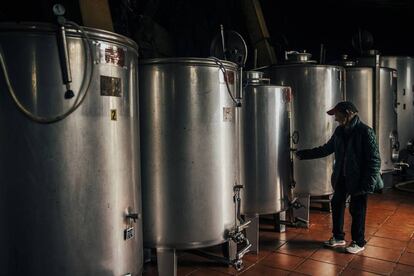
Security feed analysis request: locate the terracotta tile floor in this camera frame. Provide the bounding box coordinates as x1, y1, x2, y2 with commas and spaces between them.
143, 189, 414, 275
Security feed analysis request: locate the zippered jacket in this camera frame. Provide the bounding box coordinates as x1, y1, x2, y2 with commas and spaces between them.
296, 115, 383, 195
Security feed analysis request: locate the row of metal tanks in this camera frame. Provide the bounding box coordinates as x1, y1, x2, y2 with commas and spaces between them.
265, 52, 406, 182
261, 52, 411, 225
1, 23, 414, 276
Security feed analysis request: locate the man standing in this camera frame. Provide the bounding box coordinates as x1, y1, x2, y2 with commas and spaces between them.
295, 101, 383, 254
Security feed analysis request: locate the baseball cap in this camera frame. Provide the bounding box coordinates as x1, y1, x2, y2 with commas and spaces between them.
327, 101, 358, 115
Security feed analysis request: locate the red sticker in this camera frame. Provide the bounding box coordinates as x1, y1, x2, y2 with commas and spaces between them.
283, 87, 292, 103
105, 47, 125, 67
224, 71, 235, 85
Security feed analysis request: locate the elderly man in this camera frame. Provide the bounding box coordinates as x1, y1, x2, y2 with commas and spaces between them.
295, 101, 382, 254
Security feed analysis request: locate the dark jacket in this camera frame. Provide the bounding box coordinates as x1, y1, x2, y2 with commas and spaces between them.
297, 116, 383, 195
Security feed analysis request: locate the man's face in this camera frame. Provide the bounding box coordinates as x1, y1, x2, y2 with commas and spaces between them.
334, 111, 347, 126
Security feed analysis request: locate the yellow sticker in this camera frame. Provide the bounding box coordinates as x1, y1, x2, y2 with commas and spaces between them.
111, 109, 117, 121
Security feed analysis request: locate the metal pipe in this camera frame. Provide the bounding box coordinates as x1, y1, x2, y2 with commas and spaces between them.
319, 44, 324, 64
374, 54, 381, 140
253, 48, 258, 68
220, 24, 227, 60
56, 24, 72, 90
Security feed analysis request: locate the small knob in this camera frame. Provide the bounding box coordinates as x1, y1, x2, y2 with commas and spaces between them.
64, 89, 75, 99
126, 213, 140, 222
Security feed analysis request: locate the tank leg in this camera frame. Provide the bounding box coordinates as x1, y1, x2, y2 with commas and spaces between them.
223, 239, 237, 263
310, 195, 332, 212
245, 214, 259, 254
321, 195, 332, 212
156, 248, 177, 276
382, 172, 394, 190
144, 248, 152, 263
273, 211, 286, 233
293, 194, 310, 228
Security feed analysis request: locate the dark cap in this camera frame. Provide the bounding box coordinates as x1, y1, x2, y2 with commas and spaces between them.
327, 101, 358, 115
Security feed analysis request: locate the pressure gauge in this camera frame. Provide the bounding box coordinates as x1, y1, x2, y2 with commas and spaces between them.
53, 4, 66, 16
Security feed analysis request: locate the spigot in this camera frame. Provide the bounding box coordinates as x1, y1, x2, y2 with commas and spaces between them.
233, 259, 243, 271
236, 220, 251, 233
394, 162, 410, 171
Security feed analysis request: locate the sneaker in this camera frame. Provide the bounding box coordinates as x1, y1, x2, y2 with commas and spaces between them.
346, 241, 365, 254
324, 237, 346, 248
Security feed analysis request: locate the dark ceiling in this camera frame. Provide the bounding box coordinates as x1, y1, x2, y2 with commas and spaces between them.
260, 0, 414, 59
1, 0, 413, 67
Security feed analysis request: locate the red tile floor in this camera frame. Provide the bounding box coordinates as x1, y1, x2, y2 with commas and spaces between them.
143, 189, 414, 275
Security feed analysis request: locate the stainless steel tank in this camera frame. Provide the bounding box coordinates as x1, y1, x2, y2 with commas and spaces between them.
381, 56, 414, 148
240, 71, 291, 215
0, 23, 142, 276
344, 67, 398, 173
262, 64, 345, 196
379, 68, 399, 172
139, 58, 238, 249
345, 67, 374, 127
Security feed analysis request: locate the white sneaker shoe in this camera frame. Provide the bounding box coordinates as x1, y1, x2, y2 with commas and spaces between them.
346, 241, 365, 254
324, 237, 346, 248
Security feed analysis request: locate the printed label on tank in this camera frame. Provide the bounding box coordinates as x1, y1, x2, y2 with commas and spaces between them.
111, 109, 117, 121
223, 107, 234, 122
224, 71, 235, 84
97, 43, 126, 67
124, 227, 135, 240
101, 75, 122, 97
219, 71, 235, 84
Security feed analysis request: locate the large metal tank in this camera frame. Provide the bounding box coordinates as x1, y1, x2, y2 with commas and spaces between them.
240, 71, 291, 215
139, 58, 238, 249
379, 68, 399, 172
345, 67, 374, 127
262, 63, 344, 196
344, 66, 398, 173
381, 56, 414, 148
0, 23, 142, 276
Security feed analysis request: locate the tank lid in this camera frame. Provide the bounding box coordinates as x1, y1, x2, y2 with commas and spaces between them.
331, 54, 356, 66
243, 71, 270, 85
362, 49, 380, 56
245, 70, 263, 80
0, 22, 138, 50
284, 50, 317, 64
140, 57, 238, 69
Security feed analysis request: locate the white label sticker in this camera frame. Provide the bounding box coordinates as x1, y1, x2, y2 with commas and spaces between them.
223, 107, 234, 122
